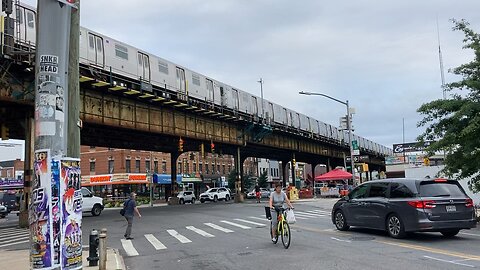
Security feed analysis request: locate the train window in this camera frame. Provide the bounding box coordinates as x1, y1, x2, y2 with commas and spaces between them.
27, 11, 34, 28
158, 61, 169, 74
115, 44, 128, 60
96, 38, 103, 52
192, 74, 201, 86
16, 8, 23, 24
89, 36, 94, 49
138, 55, 142, 65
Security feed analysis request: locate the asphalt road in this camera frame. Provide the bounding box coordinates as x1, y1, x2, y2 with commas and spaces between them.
2, 199, 480, 270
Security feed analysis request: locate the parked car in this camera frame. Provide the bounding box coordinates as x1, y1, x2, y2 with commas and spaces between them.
177, 191, 196, 204
200, 188, 231, 203
247, 188, 270, 199
81, 187, 104, 216
0, 192, 19, 212
0, 204, 8, 218
332, 178, 477, 238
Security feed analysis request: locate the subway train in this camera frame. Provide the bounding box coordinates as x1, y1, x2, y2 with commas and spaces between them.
8, 2, 391, 156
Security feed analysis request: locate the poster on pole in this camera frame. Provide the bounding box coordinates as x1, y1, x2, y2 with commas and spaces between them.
60, 158, 82, 269
51, 159, 61, 266
30, 149, 54, 269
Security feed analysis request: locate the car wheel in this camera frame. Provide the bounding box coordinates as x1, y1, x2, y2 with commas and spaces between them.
386, 213, 406, 239
191, 198, 196, 204
213, 196, 218, 202
179, 198, 184, 204
91, 205, 102, 216
334, 210, 349, 231
200, 199, 205, 203
441, 229, 460, 238
225, 195, 230, 201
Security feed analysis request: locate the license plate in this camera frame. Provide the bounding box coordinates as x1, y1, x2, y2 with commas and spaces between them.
446, 205, 456, 212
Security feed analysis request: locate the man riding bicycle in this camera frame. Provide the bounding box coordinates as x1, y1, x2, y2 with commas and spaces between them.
269, 183, 294, 242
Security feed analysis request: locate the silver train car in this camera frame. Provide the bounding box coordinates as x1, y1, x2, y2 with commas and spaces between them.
7, 2, 392, 157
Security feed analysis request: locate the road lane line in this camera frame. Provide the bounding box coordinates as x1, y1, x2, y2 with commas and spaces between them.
233, 218, 265, 227
186, 226, 215, 237
248, 216, 269, 222
220, 220, 251, 229
0, 239, 29, 248
144, 234, 167, 250
204, 223, 234, 233
120, 239, 139, 257
167, 229, 192, 243
423, 256, 475, 268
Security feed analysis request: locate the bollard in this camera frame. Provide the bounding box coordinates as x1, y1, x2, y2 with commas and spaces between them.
87, 229, 99, 266
99, 228, 108, 270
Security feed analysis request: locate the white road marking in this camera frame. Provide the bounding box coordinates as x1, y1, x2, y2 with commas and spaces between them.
233, 218, 266, 227
295, 211, 326, 217
0, 239, 29, 248
167, 229, 192, 243
307, 210, 331, 215
0, 230, 28, 237
423, 256, 475, 268
294, 213, 320, 218
0, 234, 30, 242
120, 239, 139, 257
0, 236, 29, 244
459, 232, 480, 237
248, 216, 269, 222
330, 237, 351, 243
204, 223, 234, 233
220, 220, 251, 229
291, 215, 308, 220
186, 226, 215, 237
144, 234, 167, 250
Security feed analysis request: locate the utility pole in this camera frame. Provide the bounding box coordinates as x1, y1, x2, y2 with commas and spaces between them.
31, 1, 78, 269
68, 0, 80, 158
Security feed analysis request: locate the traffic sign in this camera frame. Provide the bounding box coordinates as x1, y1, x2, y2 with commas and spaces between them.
352, 140, 360, 155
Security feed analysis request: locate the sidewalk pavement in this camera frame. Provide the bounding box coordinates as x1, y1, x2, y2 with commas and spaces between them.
0, 248, 125, 270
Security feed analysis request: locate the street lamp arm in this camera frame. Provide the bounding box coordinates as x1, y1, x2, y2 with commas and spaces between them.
298, 91, 347, 106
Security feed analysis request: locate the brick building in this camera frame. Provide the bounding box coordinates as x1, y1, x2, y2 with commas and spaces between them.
0, 159, 24, 180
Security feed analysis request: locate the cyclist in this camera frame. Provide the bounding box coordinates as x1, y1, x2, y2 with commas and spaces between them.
269, 183, 294, 242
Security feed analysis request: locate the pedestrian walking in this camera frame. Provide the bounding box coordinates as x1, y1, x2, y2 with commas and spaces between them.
255, 185, 261, 203
124, 192, 141, 240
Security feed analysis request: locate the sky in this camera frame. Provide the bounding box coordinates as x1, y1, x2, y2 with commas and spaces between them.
2, 0, 480, 161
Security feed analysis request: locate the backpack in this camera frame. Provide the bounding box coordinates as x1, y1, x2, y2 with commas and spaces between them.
120, 199, 130, 216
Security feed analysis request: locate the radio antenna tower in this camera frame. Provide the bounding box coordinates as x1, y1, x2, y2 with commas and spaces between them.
437, 17, 447, 99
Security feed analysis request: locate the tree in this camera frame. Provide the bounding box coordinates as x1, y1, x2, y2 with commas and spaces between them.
227, 170, 236, 190
417, 19, 480, 192
243, 173, 255, 191
258, 170, 268, 188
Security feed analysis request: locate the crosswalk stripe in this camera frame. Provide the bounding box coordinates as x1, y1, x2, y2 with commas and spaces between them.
204, 223, 234, 233
0, 231, 29, 238
144, 234, 167, 250
0, 234, 30, 242
186, 226, 215, 238
307, 210, 331, 214
0, 239, 29, 248
233, 219, 265, 227
0, 236, 29, 244
295, 211, 325, 217
0, 229, 27, 235
220, 220, 251, 229
167, 229, 192, 243
293, 216, 308, 220
248, 216, 269, 222
120, 239, 139, 256
295, 213, 319, 218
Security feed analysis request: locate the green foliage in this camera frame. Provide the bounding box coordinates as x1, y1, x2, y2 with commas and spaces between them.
227, 170, 237, 190
258, 170, 268, 188
243, 173, 255, 191
417, 19, 480, 192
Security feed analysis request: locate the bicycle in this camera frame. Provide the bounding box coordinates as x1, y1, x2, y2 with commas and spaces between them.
269, 206, 291, 249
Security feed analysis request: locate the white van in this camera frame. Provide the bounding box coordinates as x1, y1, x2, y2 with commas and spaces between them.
81, 187, 104, 216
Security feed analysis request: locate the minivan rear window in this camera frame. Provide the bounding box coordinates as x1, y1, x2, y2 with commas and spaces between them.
419, 182, 465, 197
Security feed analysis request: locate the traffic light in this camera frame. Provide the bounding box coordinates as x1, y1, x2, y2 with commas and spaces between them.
210, 141, 215, 154
362, 163, 369, 172
423, 157, 430, 166
292, 158, 296, 168
1, 124, 9, 140
178, 137, 184, 152
2, 0, 13, 15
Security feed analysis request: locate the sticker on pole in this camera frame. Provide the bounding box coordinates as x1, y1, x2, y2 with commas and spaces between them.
39, 55, 59, 74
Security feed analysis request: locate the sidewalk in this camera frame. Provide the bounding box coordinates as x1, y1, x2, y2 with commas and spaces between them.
0, 248, 125, 270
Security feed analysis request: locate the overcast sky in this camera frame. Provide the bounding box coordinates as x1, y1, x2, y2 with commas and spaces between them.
2, 0, 480, 161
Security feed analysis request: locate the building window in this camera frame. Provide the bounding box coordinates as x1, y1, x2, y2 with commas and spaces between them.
125, 159, 131, 173
223, 165, 226, 175
108, 160, 114, 174
271, 168, 274, 176
211, 164, 215, 174
228, 165, 231, 172
115, 44, 129, 60
135, 160, 140, 173
178, 162, 182, 174
205, 163, 209, 174
90, 161, 95, 172
154, 160, 159, 173
184, 160, 189, 174
162, 161, 167, 173
217, 165, 220, 174
145, 160, 151, 172
199, 163, 203, 173
193, 162, 197, 173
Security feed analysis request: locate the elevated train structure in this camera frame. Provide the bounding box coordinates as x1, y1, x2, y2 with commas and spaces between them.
0, 1, 391, 183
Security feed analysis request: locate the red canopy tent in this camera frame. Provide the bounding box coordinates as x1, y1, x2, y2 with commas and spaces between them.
315, 169, 352, 181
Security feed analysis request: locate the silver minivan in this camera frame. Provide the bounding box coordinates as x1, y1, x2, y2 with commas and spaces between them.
332, 178, 477, 238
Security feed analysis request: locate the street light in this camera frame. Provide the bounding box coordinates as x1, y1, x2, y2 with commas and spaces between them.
298, 91, 356, 184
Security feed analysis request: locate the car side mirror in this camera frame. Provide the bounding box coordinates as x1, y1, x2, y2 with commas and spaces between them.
343, 195, 350, 201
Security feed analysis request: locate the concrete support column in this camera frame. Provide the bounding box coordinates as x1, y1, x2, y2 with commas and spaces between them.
281, 160, 289, 187
327, 158, 331, 172
234, 147, 244, 202
290, 153, 296, 187
19, 115, 34, 228
169, 151, 180, 204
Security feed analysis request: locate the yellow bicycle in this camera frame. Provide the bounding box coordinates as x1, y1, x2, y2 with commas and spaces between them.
270, 206, 291, 249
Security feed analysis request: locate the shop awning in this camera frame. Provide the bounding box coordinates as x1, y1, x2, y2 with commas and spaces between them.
153, 174, 182, 184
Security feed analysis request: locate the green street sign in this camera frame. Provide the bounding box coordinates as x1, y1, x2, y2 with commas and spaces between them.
352, 140, 360, 155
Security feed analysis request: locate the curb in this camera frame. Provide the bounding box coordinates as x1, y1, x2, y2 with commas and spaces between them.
113, 248, 126, 270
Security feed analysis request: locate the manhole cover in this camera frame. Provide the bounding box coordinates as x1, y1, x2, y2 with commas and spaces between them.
349, 236, 375, 241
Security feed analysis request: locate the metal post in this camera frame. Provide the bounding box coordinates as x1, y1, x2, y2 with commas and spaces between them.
67, 0, 80, 159
346, 100, 356, 185
32, 1, 75, 269
99, 228, 108, 270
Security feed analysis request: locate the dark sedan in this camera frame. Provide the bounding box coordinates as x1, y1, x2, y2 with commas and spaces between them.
332, 178, 476, 238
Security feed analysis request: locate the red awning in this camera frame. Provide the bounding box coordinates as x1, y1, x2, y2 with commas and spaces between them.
315, 169, 352, 181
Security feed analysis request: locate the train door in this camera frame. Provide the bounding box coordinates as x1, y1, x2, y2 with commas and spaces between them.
284, 108, 288, 125
267, 102, 274, 123
176, 67, 187, 99
251, 96, 258, 117
87, 33, 104, 67
232, 88, 239, 111
296, 113, 300, 129
220, 86, 227, 107
206, 79, 214, 109
137, 52, 150, 82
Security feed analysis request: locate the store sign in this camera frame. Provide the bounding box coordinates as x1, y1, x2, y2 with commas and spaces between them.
89, 175, 112, 183
0, 178, 23, 188
392, 141, 434, 153
128, 174, 147, 182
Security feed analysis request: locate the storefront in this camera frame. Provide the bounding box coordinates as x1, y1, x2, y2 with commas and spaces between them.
81, 173, 150, 199
152, 174, 182, 200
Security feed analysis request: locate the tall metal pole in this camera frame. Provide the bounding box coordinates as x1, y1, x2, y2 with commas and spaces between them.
67, 0, 80, 158
258, 78, 265, 122
346, 100, 356, 185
